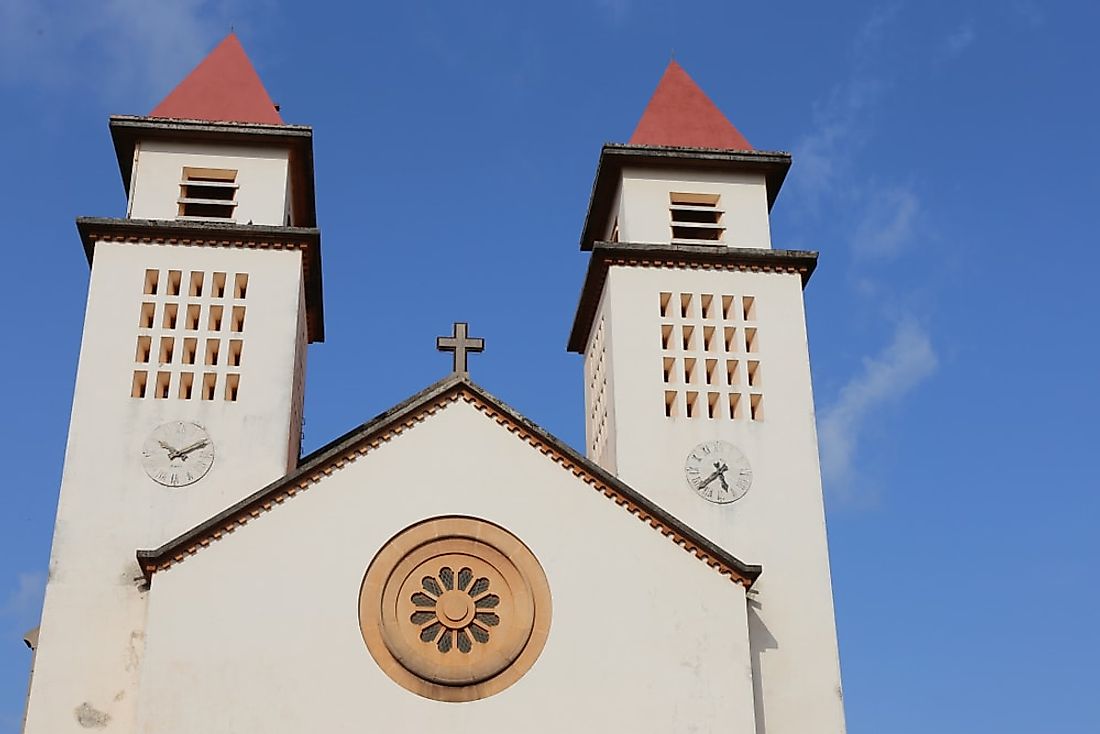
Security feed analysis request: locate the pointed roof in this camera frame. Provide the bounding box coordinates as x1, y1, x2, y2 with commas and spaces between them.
629, 61, 751, 151
136, 374, 761, 587
150, 33, 284, 125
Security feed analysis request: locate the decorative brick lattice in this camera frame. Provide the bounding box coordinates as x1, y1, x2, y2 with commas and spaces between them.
659, 291, 763, 421
586, 317, 610, 457
131, 269, 247, 402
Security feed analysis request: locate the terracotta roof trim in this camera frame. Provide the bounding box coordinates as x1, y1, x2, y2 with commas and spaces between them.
136, 376, 762, 588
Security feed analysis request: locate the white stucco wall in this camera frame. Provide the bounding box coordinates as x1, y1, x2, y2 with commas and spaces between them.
128, 139, 291, 225
615, 166, 772, 249
24, 241, 308, 734
593, 265, 846, 734
136, 400, 758, 733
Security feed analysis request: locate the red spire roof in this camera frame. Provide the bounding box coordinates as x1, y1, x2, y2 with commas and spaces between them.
629, 61, 752, 151
150, 33, 284, 125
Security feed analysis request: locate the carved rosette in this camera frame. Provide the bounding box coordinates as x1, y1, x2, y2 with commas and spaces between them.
410, 565, 500, 654
359, 517, 551, 702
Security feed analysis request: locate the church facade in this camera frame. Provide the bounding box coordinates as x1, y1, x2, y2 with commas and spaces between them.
23, 35, 847, 733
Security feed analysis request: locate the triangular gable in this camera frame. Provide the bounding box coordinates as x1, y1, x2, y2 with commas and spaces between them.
150, 33, 284, 125
629, 60, 752, 151
137, 375, 760, 587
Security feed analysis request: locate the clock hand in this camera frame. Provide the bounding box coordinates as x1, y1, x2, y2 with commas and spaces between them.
697, 469, 721, 489
712, 462, 730, 492
169, 440, 208, 460
179, 439, 208, 454
158, 440, 179, 455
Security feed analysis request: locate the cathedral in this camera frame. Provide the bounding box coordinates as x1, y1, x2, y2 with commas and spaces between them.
23, 34, 847, 733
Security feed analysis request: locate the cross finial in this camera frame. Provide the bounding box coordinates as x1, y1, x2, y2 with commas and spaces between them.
436, 322, 484, 375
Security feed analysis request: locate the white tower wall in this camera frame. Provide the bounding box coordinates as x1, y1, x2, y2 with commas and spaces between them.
590, 263, 845, 733
24, 239, 308, 733
581, 151, 846, 731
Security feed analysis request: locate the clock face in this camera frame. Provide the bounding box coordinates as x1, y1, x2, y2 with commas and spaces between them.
141, 421, 215, 488
684, 440, 752, 504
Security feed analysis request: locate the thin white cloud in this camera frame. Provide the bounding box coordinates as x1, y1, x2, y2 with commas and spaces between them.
792, 6, 942, 507
1, 572, 44, 730
945, 23, 976, 56
852, 185, 920, 260
819, 321, 938, 497
0, 0, 246, 102
792, 4, 905, 208
596, 0, 630, 24
792, 77, 882, 206
853, 1, 905, 57
2, 571, 46, 629
936, 22, 977, 63
1012, 0, 1044, 28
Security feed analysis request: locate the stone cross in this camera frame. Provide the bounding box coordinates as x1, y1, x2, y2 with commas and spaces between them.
436, 322, 484, 375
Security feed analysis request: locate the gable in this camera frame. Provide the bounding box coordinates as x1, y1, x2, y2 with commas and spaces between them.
135, 392, 760, 730
138, 376, 759, 587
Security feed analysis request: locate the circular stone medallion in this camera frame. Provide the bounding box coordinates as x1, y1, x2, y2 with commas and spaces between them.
359, 517, 551, 702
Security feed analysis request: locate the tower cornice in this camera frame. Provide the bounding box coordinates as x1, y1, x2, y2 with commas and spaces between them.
109, 115, 317, 228
75, 216, 325, 342
567, 241, 817, 353
579, 144, 791, 251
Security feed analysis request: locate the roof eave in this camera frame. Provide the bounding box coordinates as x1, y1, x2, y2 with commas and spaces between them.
578, 144, 792, 251
108, 115, 318, 229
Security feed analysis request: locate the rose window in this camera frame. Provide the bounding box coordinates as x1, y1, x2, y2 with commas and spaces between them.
410, 566, 501, 654
359, 517, 552, 702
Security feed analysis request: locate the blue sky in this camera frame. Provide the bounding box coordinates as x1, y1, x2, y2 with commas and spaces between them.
1, 1, 1097, 731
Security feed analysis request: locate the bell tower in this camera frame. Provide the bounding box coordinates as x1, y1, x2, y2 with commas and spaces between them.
570, 61, 846, 733
24, 34, 323, 733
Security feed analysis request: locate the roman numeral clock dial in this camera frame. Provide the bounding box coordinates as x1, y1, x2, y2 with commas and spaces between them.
141, 421, 215, 488
684, 440, 752, 504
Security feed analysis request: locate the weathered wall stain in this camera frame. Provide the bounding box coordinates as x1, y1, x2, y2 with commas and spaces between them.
74, 702, 110, 728
125, 630, 144, 672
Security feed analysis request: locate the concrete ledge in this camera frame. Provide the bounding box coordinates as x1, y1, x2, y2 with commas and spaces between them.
75, 216, 325, 343
567, 241, 818, 353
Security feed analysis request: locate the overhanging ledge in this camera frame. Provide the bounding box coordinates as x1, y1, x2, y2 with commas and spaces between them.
76, 217, 325, 343
567, 242, 818, 354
